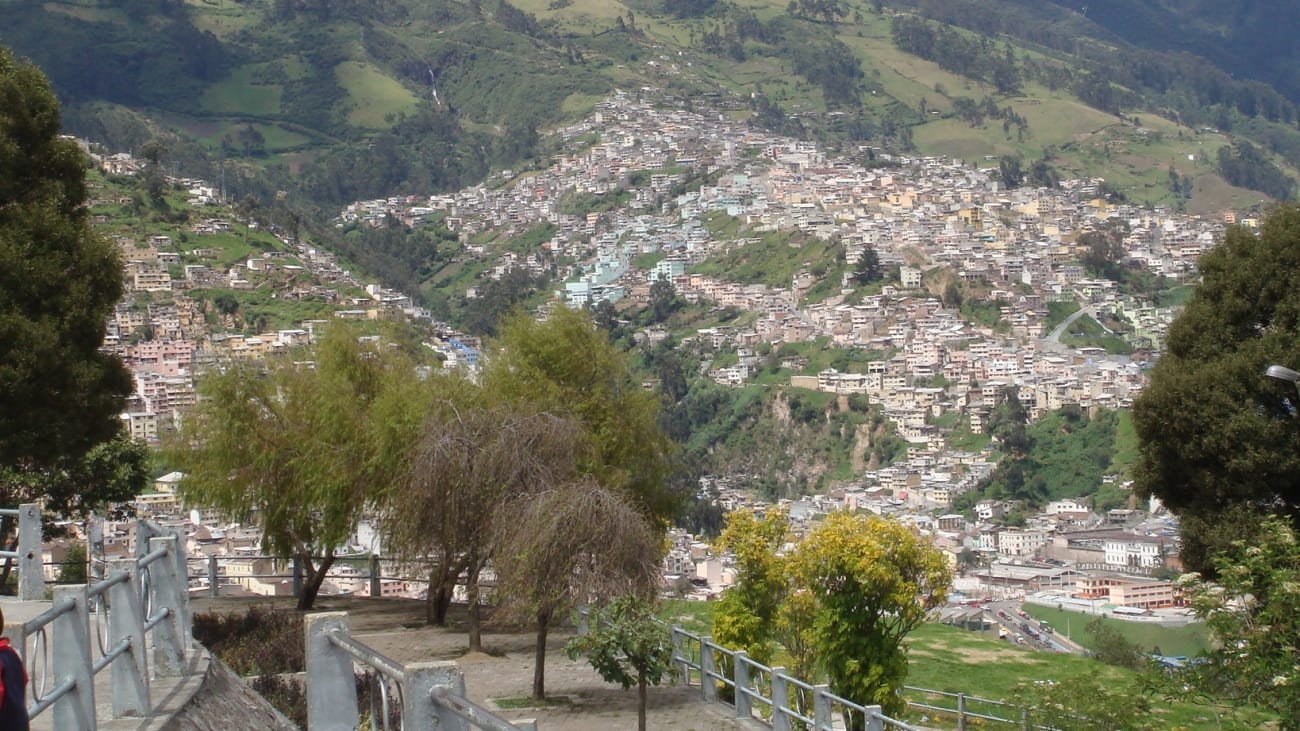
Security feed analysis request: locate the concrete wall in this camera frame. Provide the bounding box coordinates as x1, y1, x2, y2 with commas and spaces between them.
161, 657, 298, 731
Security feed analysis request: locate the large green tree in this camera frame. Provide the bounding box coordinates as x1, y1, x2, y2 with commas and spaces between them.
483, 307, 678, 522
0, 45, 132, 473
1132, 204, 1300, 571
174, 323, 433, 609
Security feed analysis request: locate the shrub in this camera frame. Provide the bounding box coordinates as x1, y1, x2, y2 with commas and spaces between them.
193, 605, 305, 676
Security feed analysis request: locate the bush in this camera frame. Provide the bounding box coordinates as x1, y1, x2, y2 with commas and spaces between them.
193, 605, 305, 676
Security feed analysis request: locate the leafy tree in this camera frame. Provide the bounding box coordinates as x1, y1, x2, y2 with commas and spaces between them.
1178, 517, 1300, 726
1132, 205, 1300, 571
0, 45, 133, 475
1085, 616, 1143, 670
788, 512, 950, 721
711, 507, 790, 666
1079, 219, 1129, 278
565, 595, 675, 731
648, 278, 680, 324
174, 324, 431, 609
483, 307, 677, 522
492, 480, 661, 700
999, 155, 1025, 189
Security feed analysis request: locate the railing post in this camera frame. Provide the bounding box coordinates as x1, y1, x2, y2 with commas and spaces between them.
166, 528, 192, 642
148, 536, 188, 675
369, 554, 381, 598
576, 605, 589, 636
699, 637, 717, 702
304, 612, 359, 731
733, 650, 751, 719
406, 660, 469, 731
1021, 707, 1030, 731
293, 555, 304, 598
864, 704, 884, 731
208, 554, 219, 598
671, 625, 688, 686
18, 503, 42, 600
770, 667, 790, 731
813, 684, 832, 731
52, 585, 96, 730
957, 692, 967, 731
135, 520, 156, 560
107, 558, 151, 717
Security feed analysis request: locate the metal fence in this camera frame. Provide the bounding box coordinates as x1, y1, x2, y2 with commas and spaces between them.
305, 611, 539, 731
17, 518, 192, 727
0, 503, 46, 600
669, 626, 920, 731
902, 686, 1035, 730
185, 553, 426, 599
664, 624, 1064, 731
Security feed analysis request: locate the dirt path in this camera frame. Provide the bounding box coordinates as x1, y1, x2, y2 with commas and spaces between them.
193, 596, 752, 731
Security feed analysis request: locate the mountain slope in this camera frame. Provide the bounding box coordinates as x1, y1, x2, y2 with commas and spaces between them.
3, 0, 1297, 220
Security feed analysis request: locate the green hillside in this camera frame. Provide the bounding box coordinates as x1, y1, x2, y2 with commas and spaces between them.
3, 0, 1297, 225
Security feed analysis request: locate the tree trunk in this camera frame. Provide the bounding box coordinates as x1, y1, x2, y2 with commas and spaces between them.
428, 584, 453, 625
637, 675, 648, 731
297, 553, 336, 611
425, 553, 461, 626
466, 557, 483, 653
532, 608, 551, 701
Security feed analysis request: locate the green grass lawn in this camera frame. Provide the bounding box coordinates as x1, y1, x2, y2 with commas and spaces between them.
658, 598, 715, 636
1019, 605, 1210, 657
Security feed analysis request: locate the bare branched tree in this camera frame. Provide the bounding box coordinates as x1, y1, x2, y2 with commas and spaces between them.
379, 398, 586, 650
492, 479, 661, 700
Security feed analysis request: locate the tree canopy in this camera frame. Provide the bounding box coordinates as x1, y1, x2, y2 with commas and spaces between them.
565, 595, 674, 731
482, 307, 677, 522
1132, 204, 1300, 571
0, 44, 132, 472
710, 509, 949, 721
174, 323, 432, 609
790, 512, 949, 719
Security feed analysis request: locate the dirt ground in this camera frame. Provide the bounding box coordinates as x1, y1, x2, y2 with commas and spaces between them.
192, 596, 753, 731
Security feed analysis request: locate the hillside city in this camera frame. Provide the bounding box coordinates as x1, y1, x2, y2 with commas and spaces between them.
77, 89, 1211, 637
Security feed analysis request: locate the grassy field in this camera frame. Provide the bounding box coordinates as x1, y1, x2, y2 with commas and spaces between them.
200, 64, 283, 116
1019, 605, 1210, 657
334, 61, 421, 129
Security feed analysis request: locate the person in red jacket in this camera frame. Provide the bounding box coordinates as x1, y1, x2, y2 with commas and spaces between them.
0, 606, 28, 731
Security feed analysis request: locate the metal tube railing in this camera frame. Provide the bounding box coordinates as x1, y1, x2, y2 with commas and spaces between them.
187, 553, 427, 599
665, 625, 922, 731
19, 518, 192, 726
306, 612, 538, 731
326, 630, 407, 684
